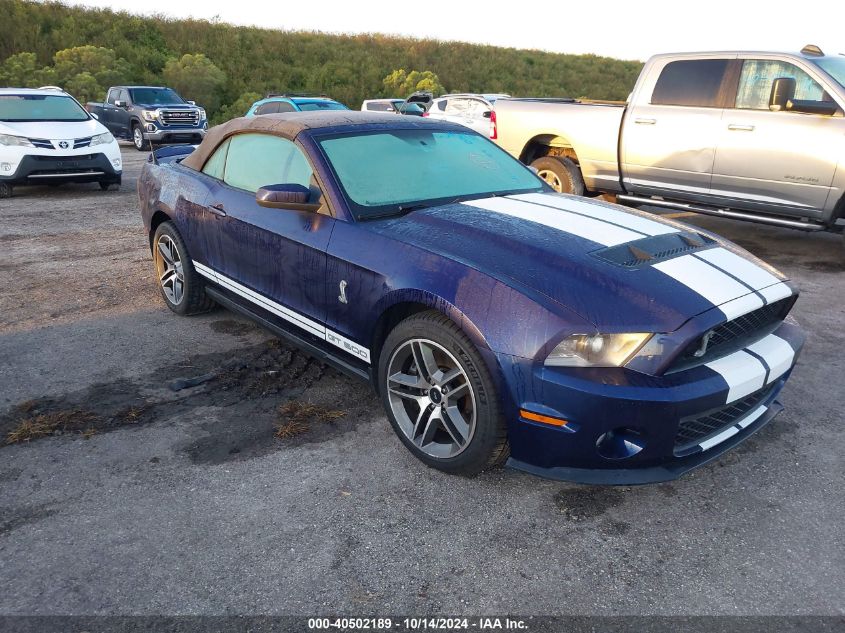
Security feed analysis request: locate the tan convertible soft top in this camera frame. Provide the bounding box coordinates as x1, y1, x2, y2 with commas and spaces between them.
181, 111, 408, 171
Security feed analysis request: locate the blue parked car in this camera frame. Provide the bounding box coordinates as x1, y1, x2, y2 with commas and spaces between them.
137, 112, 805, 483
245, 94, 348, 116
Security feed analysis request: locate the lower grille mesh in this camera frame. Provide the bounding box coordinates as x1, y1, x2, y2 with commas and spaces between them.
675, 385, 775, 452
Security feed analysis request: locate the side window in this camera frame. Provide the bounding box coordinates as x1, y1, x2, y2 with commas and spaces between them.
651, 59, 731, 107
254, 102, 279, 115
107, 89, 119, 105
201, 138, 230, 180
223, 134, 313, 194
119, 89, 130, 104
735, 60, 825, 110
444, 98, 469, 115
275, 101, 297, 113
434, 100, 447, 112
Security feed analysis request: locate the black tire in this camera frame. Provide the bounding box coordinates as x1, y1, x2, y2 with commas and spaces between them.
0, 182, 13, 198
132, 123, 146, 151
100, 175, 121, 191
530, 155, 585, 196
378, 310, 509, 476
152, 221, 215, 315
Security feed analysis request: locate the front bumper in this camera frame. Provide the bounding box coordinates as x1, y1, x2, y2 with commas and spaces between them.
497, 321, 805, 484
0, 150, 122, 185
142, 122, 206, 144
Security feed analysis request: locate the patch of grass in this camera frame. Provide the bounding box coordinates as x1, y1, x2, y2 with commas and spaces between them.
274, 401, 346, 440
119, 405, 148, 423
6, 410, 98, 445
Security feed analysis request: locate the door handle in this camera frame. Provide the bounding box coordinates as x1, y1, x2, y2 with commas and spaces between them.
634, 118, 656, 125
728, 124, 755, 131
208, 203, 227, 217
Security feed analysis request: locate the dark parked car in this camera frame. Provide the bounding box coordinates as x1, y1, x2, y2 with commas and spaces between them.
137, 112, 805, 483
87, 86, 207, 150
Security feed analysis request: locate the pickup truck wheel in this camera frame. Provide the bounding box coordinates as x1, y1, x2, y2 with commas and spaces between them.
132, 124, 146, 151
152, 222, 215, 316
0, 182, 11, 198
379, 310, 509, 476
531, 156, 585, 196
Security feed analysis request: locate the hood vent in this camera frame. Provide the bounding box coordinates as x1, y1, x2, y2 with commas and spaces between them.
593, 231, 717, 268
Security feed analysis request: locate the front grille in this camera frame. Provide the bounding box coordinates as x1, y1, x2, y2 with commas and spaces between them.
159, 109, 199, 126
675, 384, 775, 453
669, 296, 794, 372
28, 138, 54, 149
32, 153, 95, 162
73, 136, 92, 149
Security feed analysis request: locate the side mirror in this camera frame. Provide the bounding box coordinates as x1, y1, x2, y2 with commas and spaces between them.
187, 100, 196, 105
769, 77, 795, 111
256, 184, 321, 212
786, 99, 839, 116
114, 100, 127, 108
482, 111, 492, 119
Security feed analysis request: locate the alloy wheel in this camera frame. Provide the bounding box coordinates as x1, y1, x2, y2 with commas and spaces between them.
386, 338, 476, 459
134, 127, 144, 150
537, 169, 563, 192
154, 234, 185, 305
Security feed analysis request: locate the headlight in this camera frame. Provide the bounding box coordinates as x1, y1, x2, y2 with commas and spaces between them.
0, 134, 34, 147
545, 333, 653, 368
89, 132, 114, 147
142, 110, 158, 122
198, 108, 206, 120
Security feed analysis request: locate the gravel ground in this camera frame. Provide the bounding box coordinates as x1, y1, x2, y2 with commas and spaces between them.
0, 146, 843, 617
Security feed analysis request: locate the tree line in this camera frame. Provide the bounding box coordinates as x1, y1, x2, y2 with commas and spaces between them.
0, 0, 643, 124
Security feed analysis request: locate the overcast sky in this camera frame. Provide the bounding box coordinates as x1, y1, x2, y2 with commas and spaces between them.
61, 0, 841, 61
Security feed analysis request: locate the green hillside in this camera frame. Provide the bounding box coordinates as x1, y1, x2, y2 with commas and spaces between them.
0, 0, 643, 122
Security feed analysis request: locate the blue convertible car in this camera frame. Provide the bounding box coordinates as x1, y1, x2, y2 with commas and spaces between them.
138, 112, 805, 484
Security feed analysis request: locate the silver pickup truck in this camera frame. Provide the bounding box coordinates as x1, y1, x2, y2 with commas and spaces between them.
494, 45, 845, 241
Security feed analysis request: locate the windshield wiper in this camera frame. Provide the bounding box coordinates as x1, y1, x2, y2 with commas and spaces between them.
363, 203, 431, 220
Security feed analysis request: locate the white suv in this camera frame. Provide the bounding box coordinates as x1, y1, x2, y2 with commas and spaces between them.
425, 93, 511, 135
0, 88, 122, 198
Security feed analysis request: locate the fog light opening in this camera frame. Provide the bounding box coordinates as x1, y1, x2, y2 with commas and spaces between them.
596, 427, 646, 460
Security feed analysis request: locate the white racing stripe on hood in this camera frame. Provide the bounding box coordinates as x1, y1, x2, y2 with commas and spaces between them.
653, 254, 752, 306
509, 192, 679, 237
759, 281, 793, 304
695, 248, 781, 290
462, 196, 643, 246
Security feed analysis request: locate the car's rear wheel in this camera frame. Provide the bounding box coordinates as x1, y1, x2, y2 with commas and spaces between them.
152, 222, 215, 315
132, 123, 146, 151
0, 182, 11, 198
379, 311, 509, 476
531, 155, 585, 196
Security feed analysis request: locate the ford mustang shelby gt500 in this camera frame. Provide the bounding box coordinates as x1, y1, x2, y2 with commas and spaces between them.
137, 112, 805, 484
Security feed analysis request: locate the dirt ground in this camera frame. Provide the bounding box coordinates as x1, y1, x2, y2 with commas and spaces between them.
0, 146, 843, 617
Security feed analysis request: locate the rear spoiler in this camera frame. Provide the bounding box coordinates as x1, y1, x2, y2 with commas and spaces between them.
149, 144, 197, 165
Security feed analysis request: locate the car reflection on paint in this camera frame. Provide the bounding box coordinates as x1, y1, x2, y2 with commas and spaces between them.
136, 111, 805, 484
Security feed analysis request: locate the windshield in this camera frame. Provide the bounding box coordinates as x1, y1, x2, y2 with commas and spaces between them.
318, 129, 545, 220
295, 101, 348, 111
129, 88, 185, 105
813, 57, 845, 90
0, 94, 90, 122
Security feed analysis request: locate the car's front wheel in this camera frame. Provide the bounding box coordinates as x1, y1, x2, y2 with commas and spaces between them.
379, 311, 509, 476
132, 123, 146, 151
152, 222, 215, 315
0, 182, 11, 198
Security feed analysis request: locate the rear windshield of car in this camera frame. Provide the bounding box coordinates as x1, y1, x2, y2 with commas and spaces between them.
0, 94, 90, 122
294, 100, 348, 111
129, 88, 185, 105
317, 129, 544, 220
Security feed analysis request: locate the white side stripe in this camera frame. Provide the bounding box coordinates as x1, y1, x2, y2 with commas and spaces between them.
737, 405, 767, 430
653, 254, 753, 307
746, 334, 795, 385
193, 261, 371, 363
695, 248, 781, 291
705, 350, 767, 403
509, 192, 679, 237
462, 197, 643, 246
